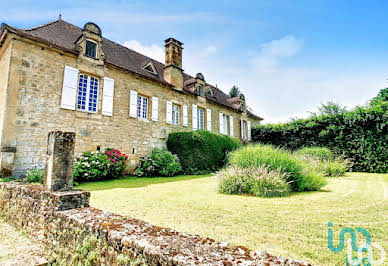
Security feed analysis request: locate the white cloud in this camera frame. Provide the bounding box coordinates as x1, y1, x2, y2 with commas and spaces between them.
123, 40, 164, 63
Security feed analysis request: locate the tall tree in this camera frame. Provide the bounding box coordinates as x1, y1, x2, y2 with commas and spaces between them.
229, 86, 241, 98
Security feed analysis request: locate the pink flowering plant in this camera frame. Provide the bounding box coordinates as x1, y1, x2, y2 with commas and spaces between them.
74, 148, 128, 182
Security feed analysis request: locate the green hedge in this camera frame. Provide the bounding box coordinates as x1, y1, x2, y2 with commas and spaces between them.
167, 130, 242, 174
252, 90, 388, 173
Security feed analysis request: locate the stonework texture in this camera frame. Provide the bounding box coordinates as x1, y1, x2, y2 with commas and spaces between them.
0, 182, 309, 265
0, 35, 260, 176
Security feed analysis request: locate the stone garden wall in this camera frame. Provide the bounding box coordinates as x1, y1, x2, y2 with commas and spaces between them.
0, 182, 309, 265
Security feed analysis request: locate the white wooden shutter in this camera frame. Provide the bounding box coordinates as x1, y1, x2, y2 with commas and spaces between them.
241, 119, 244, 140
129, 90, 138, 117
229, 116, 234, 137
192, 104, 198, 130
166, 101, 172, 124
219, 113, 224, 134
183, 105, 188, 127
206, 108, 212, 131
60, 65, 79, 110
247, 121, 252, 141
151, 97, 159, 121
102, 77, 114, 116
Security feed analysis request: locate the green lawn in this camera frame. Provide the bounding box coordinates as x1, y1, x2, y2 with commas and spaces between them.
76, 173, 388, 265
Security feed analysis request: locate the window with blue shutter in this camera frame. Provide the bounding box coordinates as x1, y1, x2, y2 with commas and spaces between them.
77, 74, 99, 113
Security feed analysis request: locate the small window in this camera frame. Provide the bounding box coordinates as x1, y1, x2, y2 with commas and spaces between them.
206, 88, 214, 97
85, 40, 97, 58
223, 114, 228, 135
77, 74, 99, 113
143, 61, 157, 75
172, 104, 180, 125
137, 95, 148, 119
197, 108, 205, 130
197, 85, 204, 96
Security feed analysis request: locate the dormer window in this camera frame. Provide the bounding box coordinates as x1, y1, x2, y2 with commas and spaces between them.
85, 39, 97, 58
143, 61, 157, 75
206, 88, 214, 97
196, 85, 204, 97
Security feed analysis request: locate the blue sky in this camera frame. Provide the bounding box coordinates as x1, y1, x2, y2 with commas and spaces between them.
2, 0, 388, 122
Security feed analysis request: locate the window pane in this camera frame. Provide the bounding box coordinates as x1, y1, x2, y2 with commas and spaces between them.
142, 97, 148, 119
88, 77, 98, 112
77, 75, 88, 110
137, 96, 142, 118
85, 40, 97, 58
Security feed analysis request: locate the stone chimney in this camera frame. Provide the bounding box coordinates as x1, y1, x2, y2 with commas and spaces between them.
164, 38, 184, 90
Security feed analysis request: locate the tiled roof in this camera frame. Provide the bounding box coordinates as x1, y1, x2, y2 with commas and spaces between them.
0, 19, 262, 120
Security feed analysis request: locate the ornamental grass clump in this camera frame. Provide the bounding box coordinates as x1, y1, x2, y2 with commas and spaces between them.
217, 165, 291, 197
74, 148, 128, 182
295, 147, 352, 177
228, 144, 327, 192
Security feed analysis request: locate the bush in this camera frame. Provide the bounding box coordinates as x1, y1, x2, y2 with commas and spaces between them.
167, 130, 242, 174
217, 166, 290, 197
296, 147, 334, 161
228, 145, 327, 192
134, 148, 182, 177
25, 168, 44, 183
323, 157, 352, 177
74, 148, 128, 182
252, 89, 388, 173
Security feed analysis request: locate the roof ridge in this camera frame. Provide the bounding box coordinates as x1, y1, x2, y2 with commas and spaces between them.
24, 19, 60, 31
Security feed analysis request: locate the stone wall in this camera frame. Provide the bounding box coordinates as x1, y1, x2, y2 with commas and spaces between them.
1, 35, 260, 176
0, 182, 308, 265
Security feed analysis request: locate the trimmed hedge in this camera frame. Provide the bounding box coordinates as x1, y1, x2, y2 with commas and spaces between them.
252, 90, 388, 173
167, 130, 242, 174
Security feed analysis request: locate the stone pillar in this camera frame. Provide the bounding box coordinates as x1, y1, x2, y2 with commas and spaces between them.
44, 131, 75, 191
0, 146, 16, 177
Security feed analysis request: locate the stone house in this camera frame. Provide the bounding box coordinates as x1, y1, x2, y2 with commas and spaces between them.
0, 19, 262, 176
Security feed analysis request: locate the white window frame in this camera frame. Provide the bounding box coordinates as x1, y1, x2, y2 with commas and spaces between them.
197, 108, 205, 130
137, 95, 148, 119
85, 39, 98, 59
172, 104, 180, 125
76, 74, 99, 114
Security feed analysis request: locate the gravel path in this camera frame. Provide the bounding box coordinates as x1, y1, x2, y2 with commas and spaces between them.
0, 220, 47, 266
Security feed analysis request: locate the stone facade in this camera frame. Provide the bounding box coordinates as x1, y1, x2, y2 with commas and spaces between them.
0, 20, 262, 176
0, 182, 309, 265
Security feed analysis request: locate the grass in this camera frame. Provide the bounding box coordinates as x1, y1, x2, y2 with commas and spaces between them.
76, 173, 388, 265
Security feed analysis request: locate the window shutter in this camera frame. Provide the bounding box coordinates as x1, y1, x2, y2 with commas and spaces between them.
192, 104, 198, 130
241, 119, 244, 140
152, 97, 159, 121
247, 121, 251, 141
183, 105, 188, 127
129, 90, 138, 117
102, 77, 114, 116
219, 113, 224, 134
206, 108, 212, 131
229, 116, 234, 137
166, 101, 173, 124
60, 65, 79, 110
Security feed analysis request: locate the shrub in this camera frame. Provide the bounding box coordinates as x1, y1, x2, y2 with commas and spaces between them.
296, 147, 334, 161
135, 148, 182, 177
104, 148, 128, 178
74, 149, 128, 182
25, 168, 44, 184
228, 145, 327, 192
252, 89, 388, 173
167, 130, 242, 174
25, 168, 44, 183
217, 166, 290, 197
